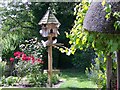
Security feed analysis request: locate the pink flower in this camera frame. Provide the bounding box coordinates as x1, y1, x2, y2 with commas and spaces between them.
10, 58, 14, 62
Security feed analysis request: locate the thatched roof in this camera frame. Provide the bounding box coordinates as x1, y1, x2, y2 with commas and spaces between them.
38, 7, 61, 27
83, 2, 120, 34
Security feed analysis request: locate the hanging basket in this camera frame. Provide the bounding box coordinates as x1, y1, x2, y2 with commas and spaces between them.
83, 2, 120, 34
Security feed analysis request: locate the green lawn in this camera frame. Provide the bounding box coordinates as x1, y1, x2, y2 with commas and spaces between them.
59, 69, 97, 88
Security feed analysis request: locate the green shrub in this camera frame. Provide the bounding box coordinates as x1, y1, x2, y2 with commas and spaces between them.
14, 58, 43, 77
2, 33, 24, 62
72, 49, 95, 72
0, 61, 6, 77
6, 76, 18, 86
0, 76, 6, 86
0, 76, 19, 86
85, 59, 106, 88
51, 74, 59, 84
19, 37, 44, 59
9, 38, 44, 77
27, 73, 47, 87
27, 73, 59, 87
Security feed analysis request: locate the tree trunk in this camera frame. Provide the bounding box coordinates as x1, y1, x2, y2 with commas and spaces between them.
106, 54, 112, 89
117, 50, 120, 90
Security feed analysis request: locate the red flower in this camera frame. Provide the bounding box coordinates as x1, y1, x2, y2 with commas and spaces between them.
31, 55, 35, 61
22, 54, 31, 61
10, 58, 14, 62
14, 51, 21, 57
25, 56, 31, 61
36, 58, 44, 64
14, 51, 24, 59
22, 54, 27, 61
41, 61, 44, 64
22, 54, 26, 57
17, 55, 21, 58
22, 57, 26, 61
16, 54, 21, 58
30, 55, 35, 64
21, 52, 24, 54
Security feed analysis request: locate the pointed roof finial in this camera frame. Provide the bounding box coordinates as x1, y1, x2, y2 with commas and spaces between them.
38, 7, 61, 27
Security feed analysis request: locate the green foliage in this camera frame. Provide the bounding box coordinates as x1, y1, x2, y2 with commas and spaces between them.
27, 73, 59, 87
113, 12, 120, 19
72, 49, 95, 71
85, 60, 106, 88
15, 60, 43, 77
6, 76, 19, 86
68, 1, 120, 53
1, 2, 76, 69
0, 76, 19, 86
66, 1, 90, 54
49, 3, 76, 69
19, 37, 45, 59
0, 73, 59, 87
113, 12, 120, 30
104, 4, 111, 19
66, 1, 119, 88
0, 61, 6, 77
2, 33, 23, 62
104, 3, 120, 30
0, 2, 36, 62
114, 21, 120, 30
1, 2, 35, 33
27, 73, 48, 87
51, 74, 59, 84
14, 38, 44, 77
67, 1, 120, 58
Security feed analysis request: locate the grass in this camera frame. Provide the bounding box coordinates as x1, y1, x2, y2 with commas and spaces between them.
59, 69, 97, 88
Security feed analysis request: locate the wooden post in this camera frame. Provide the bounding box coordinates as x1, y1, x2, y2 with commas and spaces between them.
117, 50, 120, 90
106, 54, 112, 89
48, 36, 53, 87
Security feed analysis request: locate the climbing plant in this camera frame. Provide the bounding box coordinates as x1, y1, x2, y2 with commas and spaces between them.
66, 1, 120, 57
64, 1, 119, 88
